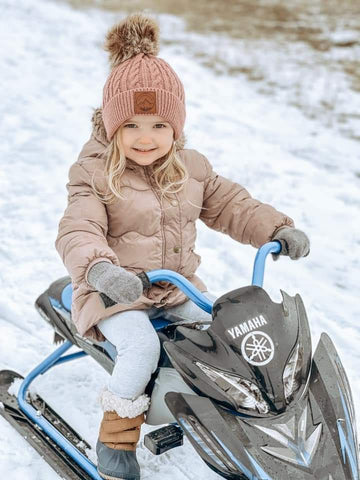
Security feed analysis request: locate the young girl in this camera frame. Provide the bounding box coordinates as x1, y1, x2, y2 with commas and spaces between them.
55, 13, 310, 480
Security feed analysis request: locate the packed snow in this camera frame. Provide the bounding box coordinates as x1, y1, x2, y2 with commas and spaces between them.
1, 0, 359, 478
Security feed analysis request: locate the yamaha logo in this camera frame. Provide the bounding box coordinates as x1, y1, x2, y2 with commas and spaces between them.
241, 331, 275, 366
226, 314, 268, 340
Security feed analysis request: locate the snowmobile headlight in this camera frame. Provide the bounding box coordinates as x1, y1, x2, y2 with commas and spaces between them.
283, 343, 303, 403
195, 361, 269, 414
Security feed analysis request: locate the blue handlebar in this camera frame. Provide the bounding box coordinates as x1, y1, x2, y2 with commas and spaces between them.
146, 270, 213, 314
251, 241, 281, 287
146, 241, 282, 313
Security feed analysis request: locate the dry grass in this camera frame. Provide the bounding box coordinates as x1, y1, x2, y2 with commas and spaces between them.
64, 0, 360, 77
64, 0, 359, 42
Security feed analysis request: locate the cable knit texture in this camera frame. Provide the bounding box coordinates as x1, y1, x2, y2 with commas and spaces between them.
99, 388, 150, 418
102, 13, 185, 141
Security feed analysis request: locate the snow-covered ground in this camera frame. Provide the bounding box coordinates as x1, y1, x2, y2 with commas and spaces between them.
1, 0, 359, 478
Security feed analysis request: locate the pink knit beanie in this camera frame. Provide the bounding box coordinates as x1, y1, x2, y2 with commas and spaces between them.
102, 14, 185, 142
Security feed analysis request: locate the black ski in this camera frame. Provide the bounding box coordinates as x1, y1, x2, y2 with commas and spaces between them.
0, 369, 94, 480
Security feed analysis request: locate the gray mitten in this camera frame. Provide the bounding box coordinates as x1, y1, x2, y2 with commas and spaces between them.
87, 262, 143, 304
272, 227, 310, 260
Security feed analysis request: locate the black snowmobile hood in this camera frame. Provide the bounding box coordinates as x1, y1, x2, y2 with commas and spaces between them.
165, 333, 360, 479
164, 286, 312, 416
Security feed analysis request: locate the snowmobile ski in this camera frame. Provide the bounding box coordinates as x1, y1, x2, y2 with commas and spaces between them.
0, 369, 93, 480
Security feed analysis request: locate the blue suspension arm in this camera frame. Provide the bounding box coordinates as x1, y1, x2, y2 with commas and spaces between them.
17, 340, 103, 479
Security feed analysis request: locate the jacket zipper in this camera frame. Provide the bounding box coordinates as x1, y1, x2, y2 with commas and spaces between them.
145, 169, 165, 269
175, 192, 183, 273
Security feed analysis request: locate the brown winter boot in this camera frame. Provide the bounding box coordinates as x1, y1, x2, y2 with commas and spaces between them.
96, 391, 149, 480
99, 411, 144, 450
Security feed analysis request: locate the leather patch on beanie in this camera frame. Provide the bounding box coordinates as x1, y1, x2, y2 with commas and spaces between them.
134, 91, 157, 114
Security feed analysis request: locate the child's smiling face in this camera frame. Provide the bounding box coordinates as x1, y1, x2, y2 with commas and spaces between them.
120, 115, 174, 166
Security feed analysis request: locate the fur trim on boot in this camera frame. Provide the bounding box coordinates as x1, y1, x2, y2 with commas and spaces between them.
99, 388, 150, 418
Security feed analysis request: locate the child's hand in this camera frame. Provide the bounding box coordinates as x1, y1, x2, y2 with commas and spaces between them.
87, 262, 144, 304
271, 227, 310, 261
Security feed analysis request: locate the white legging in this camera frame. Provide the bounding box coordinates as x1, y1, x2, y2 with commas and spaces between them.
97, 292, 216, 400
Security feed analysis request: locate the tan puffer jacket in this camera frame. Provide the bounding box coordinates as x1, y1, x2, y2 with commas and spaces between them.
55, 108, 294, 340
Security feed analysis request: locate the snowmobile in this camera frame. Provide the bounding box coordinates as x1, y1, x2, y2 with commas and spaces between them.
0, 241, 359, 480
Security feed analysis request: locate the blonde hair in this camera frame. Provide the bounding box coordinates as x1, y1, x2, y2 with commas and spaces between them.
92, 126, 189, 204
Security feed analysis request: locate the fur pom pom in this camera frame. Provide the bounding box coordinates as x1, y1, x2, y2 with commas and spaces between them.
104, 13, 159, 69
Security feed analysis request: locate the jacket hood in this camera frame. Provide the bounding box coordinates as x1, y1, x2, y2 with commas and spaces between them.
90, 107, 186, 151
